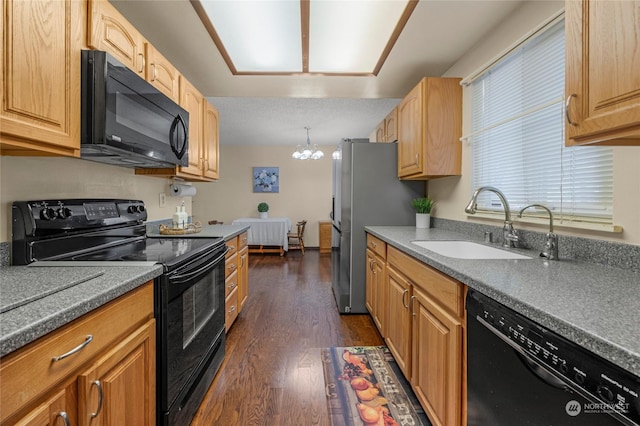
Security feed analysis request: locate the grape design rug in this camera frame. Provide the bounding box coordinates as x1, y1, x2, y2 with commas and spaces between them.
321, 346, 430, 426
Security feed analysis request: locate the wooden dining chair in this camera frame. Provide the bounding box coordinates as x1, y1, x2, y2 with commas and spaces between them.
287, 220, 307, 255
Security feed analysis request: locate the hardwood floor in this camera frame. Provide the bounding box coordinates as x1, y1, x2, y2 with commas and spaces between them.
192, 250, 384, 425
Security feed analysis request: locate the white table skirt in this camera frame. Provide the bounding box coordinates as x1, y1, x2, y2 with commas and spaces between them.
231, 217, 292, 250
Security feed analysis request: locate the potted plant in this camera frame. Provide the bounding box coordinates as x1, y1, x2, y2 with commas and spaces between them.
257, 202, 269, 219
412, 197, 435, 228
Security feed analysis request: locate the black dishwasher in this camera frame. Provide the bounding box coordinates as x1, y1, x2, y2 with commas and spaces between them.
466, 289, 640, 426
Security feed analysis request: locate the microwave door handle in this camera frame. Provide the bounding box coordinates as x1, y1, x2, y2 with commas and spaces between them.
170, 114, 188, 159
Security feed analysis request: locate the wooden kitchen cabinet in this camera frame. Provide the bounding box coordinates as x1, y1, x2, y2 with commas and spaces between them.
365, 234, 387, 336
565, 0, 640, 146
385, 264, 413, 378
88, 0, 146, 77
397, 77, 462, 179
0, 283, 155, 425
0, 0, 83, 157
145, 43, 180, 103
77, 319, 155, 426
202, 101, 220, 180
375, 108, 398, 142
319, 221, 333, 254
383, 245, 465, 426
177, 77, 205, 178
411, 285, 463, 426
225, 232, 249, 330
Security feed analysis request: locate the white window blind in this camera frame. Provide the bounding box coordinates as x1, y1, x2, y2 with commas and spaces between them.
468, 19, 613, 223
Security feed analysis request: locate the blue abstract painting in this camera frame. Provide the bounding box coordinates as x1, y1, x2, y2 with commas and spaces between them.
253, 167, 279, 193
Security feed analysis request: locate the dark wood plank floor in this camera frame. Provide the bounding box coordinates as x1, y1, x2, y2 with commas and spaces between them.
192, 250, 384, 425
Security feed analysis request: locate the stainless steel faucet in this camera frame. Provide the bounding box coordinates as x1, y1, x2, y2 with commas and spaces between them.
518, 204, 559, 260
465, 186, 519, 248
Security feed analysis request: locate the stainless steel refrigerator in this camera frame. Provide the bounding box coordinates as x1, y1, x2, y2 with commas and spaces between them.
331, 139, 424, 314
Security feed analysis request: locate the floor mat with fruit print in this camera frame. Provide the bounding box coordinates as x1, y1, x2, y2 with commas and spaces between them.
321, 346, 430, 426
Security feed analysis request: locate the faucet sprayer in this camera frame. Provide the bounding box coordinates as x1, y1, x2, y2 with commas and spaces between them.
518, 204, 559, 260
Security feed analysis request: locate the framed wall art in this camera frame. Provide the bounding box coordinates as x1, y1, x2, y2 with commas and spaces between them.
253, 167, 279, 193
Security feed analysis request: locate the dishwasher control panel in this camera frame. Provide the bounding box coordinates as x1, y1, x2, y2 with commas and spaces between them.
467, 290, 640, 425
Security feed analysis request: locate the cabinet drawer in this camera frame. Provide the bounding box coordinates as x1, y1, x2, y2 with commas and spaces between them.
0, 282, 153, 422
225, 236, 239, 258
225, 252, 238, 278
388, 246, 463, 317
225, 270, 238, 297
367, 234, 387, 259
225, 286, 239, 332
238, 232, 249, 250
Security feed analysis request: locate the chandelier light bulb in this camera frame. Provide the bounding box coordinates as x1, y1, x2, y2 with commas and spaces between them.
292, 126, 324, 160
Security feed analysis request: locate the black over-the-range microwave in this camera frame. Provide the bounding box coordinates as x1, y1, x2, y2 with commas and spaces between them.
81, 50, 189, 168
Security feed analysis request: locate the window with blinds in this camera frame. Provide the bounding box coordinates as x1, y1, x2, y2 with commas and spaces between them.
468, 18, 613, 224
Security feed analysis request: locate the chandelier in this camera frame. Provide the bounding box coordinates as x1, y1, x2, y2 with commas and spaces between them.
292, 127, 324, 160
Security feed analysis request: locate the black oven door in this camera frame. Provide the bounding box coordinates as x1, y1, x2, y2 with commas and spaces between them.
156, 243, 227, 425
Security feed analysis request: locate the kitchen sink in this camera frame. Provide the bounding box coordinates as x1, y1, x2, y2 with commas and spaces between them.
411, 240, 532, 260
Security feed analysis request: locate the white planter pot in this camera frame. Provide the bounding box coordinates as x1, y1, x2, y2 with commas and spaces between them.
259, 212, 268, 219
416, 213, 430, 229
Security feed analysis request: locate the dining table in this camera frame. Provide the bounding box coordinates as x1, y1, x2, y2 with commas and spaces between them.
231, 217, 292, 256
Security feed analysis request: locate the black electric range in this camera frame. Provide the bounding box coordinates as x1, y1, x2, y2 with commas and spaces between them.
12, 199, 228, 426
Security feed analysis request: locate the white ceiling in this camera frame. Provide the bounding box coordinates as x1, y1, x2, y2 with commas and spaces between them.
111, 0, 526, 146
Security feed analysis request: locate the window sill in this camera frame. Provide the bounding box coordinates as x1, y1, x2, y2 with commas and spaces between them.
467, 212, 622, 234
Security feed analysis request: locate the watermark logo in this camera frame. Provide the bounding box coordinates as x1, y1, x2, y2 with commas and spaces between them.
565, 400, 582, 417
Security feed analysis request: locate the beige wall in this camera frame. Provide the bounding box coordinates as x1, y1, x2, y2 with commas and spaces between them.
429, 0, 640, 246
192, 144, 333, 247
0, 156, 193, 242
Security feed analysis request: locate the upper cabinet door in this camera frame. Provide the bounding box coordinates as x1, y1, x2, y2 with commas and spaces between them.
385, 108, 398, 142
565, 0, 640, 146
0, 0, 82, 156
203, 101, 220, 180
397, 82, 423, 176
178, 76, 204, 178
88, 0, 146, 77
145, 44, 180, 103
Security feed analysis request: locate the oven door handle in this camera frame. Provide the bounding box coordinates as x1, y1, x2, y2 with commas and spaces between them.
170, 250, 227, 284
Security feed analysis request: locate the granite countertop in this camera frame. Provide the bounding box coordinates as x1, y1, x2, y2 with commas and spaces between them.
365, 226, 640, 377
0, 264, 163, 357
146, 224, 249, 241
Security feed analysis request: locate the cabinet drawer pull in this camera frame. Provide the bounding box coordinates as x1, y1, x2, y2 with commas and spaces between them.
52, 335, 93, 361
228, 263, 237, 271
229, 305, 237, 313
56, 411, 71, 426
90, 380, 103, 418
227, 281, 237, 290
565, 94, 577, 126
227, 245, 236, 251
371, 241, 377, 248
402, 289, 409, 309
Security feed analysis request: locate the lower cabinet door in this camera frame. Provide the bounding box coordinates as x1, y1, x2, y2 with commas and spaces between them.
384, 266, 412, 378
77, 319, 155, 426
411, 286, 463, 426
14, 387, 75, 426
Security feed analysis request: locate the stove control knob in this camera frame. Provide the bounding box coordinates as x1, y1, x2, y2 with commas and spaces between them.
57, 207, 72, 219
597, 385, 615, 403
128, 205, 142, 214
137, 205, 145, 213
40, 207, 56, 220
